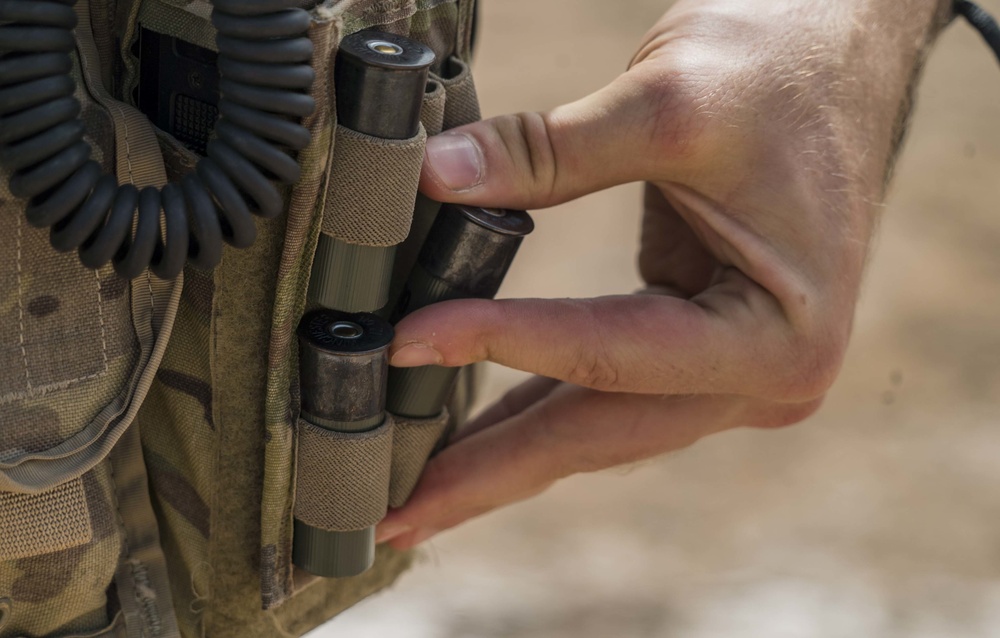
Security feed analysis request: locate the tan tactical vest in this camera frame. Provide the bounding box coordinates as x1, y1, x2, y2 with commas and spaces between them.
0, 1, 480, 636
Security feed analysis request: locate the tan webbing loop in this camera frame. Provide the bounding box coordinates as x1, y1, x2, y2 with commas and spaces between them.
421, 78, 448, 137
0, 478, 92, 560
388, 409, 449, 509
439, 56, 481, 130
321, 126, 427, 247
294, 418, 393, 532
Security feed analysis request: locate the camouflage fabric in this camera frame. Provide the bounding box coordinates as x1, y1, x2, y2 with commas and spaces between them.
2, 0, 477, 637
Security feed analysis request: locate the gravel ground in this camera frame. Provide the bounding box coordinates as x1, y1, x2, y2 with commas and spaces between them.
314, 1, 1000, 635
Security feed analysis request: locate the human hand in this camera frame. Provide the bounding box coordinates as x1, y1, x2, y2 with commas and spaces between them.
376, 0, 953, 549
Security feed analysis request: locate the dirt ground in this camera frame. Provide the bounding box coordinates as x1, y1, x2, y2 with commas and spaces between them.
316, 1, 1000, 636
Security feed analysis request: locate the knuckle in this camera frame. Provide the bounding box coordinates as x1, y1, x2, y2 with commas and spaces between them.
778, 326, 848, 401
755, 397, 826, 429
492, 112, 558, 202
560, 302, 623, 391
565, 345, 620, 390
629, 57, 725, 167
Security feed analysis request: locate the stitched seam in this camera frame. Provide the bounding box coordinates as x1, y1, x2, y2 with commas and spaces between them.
0, 372, 110, 405
114, 100, 136, 184
146, 271, 154, 315
14, 215, 31, 393
95, 269, 110, 375
1, 251, 112, 406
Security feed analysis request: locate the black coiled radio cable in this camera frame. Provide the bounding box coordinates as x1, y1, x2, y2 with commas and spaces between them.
0, 0, 315, 280
955, 1, 1000, 64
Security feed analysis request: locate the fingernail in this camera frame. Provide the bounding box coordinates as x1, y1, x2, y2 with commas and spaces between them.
425, 133, 484, 192
391, 343, 443, 368
375, 523, 411, 544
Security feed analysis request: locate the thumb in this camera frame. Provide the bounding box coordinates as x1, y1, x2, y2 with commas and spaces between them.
419, 70, 702, 210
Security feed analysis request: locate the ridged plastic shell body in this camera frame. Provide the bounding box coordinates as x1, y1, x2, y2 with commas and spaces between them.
309, 237, 396, 313
292, 520, 375, 578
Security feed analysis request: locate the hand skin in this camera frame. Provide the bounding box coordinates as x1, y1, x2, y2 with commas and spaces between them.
376, 0, 955, 549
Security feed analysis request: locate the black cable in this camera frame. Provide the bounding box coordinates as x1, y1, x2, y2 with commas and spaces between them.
955, 0, 1000, 64
0, 0, 315, 280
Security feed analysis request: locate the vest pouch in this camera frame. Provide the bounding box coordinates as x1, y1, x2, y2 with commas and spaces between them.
0, 3, 182, 635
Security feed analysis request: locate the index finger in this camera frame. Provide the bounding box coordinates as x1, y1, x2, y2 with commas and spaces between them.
390, 270, 843, 403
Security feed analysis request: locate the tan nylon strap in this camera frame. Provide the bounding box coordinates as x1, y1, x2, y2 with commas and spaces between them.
321, 125, 427, 247
388, 409, 449, 509
138, 1, 218, 52
0, 478, 93, 560
421, 78, 448, 137
440, 56, 481, 130
76, 3, 167, 190
294, 418, 393, 532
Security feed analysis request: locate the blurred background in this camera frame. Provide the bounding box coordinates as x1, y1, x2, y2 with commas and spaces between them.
317, 0, 1000, 635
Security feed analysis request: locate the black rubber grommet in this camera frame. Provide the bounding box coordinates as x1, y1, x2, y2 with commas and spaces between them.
211, 9, 311, 40
79, 183, 138, 270
152, 182, 190, 280
113, 186, 161, 279
217, 100, 311, 150
25, 160, 101, 228
9, 140, 91, 199
0, 74, 75, 116
216, 35, 313, 64
181, 173, 224, 270
0, 53, 73, 88
220, 79, 316, 117
1, 119, 86, 171
50, 172, 117, 253
197, 156, 257, 248
0, 96, 80, 144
